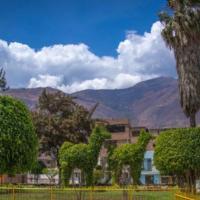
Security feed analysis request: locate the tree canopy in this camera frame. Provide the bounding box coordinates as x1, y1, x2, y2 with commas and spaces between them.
108, 130, 151, 185
0, 96, 38, 175
31, 160, 46, 175
154, 128, 200, 192
159, 0, 200, 127
59, 126, 111, 186
32, 89, 95, 156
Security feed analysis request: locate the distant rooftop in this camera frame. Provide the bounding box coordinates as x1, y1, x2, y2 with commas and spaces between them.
98, 118, 130, 125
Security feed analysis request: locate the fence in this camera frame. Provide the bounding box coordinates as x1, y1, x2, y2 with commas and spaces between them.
0, 187, 177, 200
1, 186, 198, 200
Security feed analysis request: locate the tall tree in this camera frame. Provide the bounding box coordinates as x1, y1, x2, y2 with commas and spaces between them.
32, 89, 96, 183
0, 96, 38, 176
159, 0, 200, 127
0, 68, 8, 92
154, 128, 200, 193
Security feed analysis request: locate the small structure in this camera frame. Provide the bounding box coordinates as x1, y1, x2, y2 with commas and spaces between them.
140, 151, 160, 185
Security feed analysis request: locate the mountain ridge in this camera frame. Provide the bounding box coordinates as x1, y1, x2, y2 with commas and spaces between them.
4, 77, 198, 128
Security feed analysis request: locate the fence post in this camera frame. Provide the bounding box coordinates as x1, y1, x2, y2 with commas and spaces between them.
50, 186, 53, 200
90, 188, 93, 200
128, 189, 133, 200
12, 187, 15, 200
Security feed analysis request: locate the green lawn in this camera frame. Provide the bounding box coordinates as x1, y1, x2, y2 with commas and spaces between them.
0, 190, 175, 200
133, 191, 174, 200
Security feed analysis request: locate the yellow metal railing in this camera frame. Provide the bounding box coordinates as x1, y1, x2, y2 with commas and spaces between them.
0, 186, 191, 200
175, 193, 195, 200
175, 192, 200, 200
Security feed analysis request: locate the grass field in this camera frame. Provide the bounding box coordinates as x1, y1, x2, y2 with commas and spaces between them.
0, 189, 175, 200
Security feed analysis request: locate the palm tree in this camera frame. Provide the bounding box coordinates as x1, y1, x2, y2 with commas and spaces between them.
0, 68, 8, 92
159, 0, 200, 127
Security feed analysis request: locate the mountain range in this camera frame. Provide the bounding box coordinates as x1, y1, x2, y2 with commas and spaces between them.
4, 77, 199, 128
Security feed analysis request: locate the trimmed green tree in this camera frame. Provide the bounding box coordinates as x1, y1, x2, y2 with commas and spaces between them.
0, 96, 38, 176
59, 126, 111, 186
30, 160, 46, 184
108, 130, 151, 185
154, 128, 200, 193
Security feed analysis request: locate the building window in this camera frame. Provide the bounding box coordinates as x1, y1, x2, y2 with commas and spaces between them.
106, 125, 125, 133
145, 175, 154, 185
147, 159, 152, 171
143, 158, 152, 171
74, 172, 79, 178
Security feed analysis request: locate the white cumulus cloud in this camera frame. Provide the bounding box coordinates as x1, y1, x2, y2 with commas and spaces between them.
28, 74, 63, 88
0, 21, 176, 93
57, 73, 155, 93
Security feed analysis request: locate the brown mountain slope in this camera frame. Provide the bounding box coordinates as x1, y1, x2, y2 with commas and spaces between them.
73, 77, 197, 128
3, 77, 198, 128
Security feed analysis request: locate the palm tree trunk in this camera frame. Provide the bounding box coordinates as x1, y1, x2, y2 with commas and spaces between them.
190, 113, 196, 127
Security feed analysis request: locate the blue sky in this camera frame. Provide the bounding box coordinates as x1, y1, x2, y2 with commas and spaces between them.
0, 0, 176, 92
0, 0, 166, 56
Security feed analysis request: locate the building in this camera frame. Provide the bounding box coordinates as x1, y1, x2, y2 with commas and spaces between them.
97, 118, 132, 145
98, 119, 132, 166
98, 119, 174, 185
0, 174, 27, 184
